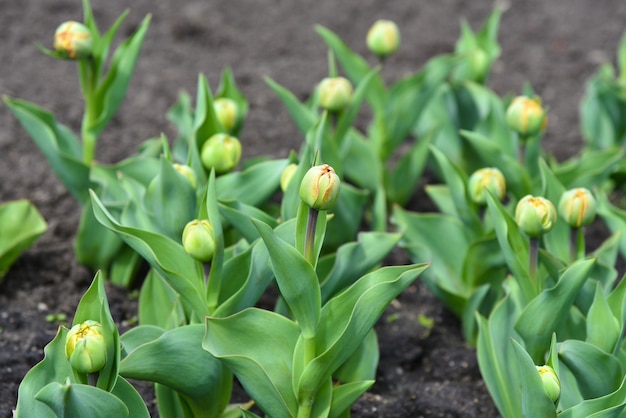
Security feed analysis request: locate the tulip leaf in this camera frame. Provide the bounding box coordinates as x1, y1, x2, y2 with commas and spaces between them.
553, 148, 624, 190
476, 293, 523, 418
218, 200, 278, 244
297, 264, 427, 400
216, 158, 289, 207
110, 376, 151, 418
193, 74, 222, 151
138, 270, 184, 329
35, 381, 129, 418
265, 76, 317, 136
386, 132, 433, 206
320, 231, 402, 303
558, 339, 624, 399
204, 308, 300, 418
253, 218, 321, 338
120, 324, 232, 418
3, 97, 92, 203
0, 199, 47, 280
343, 130, 382, 192
511, 339, 557, 418
14, 327, 73, 418
515, 258, 596, 361
559, 376, 626, 418
90, 191, 207, 318
332, 330, 379, 383
587, 282, 621, 353
324, 182, 369, 250
329, 380, 374, 418
120, 325, 165, 355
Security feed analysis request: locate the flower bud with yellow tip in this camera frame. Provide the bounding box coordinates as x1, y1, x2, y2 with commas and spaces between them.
299, 164, 340, 211
53, 21, 93, 60
65, 320, 106, 374
515, 195, 557, 237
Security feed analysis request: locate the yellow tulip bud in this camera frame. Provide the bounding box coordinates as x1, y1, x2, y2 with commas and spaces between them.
558, 187, 597, 228
536, 365, 560, 404
53, 21, 93, 60
214, 97, 239, 132
506, 96, 547, 138
318, 77, 353, 112
65, 320, 107, 374
200, 133, 242, 174
515, 195, 557, 237
182, 220, 216, 262
366, 19, 401, 58
467, 167, 506, 205
299, 164, 340, 211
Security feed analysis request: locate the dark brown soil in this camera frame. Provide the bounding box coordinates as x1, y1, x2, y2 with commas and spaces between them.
2, 0, 626, 417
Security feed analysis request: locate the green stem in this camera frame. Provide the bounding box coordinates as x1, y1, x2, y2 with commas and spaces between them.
529, 237, 540, 294
88, 372, 98, 387
304, 208, 319, 266
81, 57, 98, 165
297, 336, 317, 418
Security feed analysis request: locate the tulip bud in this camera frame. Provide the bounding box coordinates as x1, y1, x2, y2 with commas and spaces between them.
53, 21, 93, 60
173, 163, 197, 189
465, 48, 489, 82
536, 365, 560, 404
213, 97, 239, 132
366, 19, 401, 58
182, 220, 216, 262
280, 163, 298, 192
65, 320, 107, 374
558, 187, 597, 228
318, 77, 353, 112
515, 195, 557, 237
299, 164, 340, 211
506, 96, 547, 138
200, 133, 242, 174
467, 167, 506, 205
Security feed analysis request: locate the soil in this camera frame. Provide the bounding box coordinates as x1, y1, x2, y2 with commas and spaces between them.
2, 0, 626, 417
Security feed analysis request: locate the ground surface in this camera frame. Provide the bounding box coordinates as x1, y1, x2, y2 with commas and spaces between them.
2, 0, 626, 417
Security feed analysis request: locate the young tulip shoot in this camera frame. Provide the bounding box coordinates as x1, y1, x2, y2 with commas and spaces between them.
468, 167, 506, 205
366, 19, 401, 58
536, 365, 560, 404
506, 95, 547, 139
318, 77, 353, 112
182, 219, 216, 262
65, 320, 106, 375
53, 21, 93, 59
200, 133, 242, 174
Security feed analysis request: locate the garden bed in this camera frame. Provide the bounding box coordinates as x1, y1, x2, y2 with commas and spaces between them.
2, 0, 626, 416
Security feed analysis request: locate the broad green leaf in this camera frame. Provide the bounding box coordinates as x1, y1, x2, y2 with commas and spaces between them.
265, 76, 317, 136
253, 218, 321, 338
515, 258, 596, 362
138, 269, 184, 328
343, 130, 382, 192
14, 327, 73, 418
219, 200, 278, 244
193, 74, 221, 151
559, 339, 623, 399
587, 282, 621, 353
74, 199, 124, 271
4, 97, 92, 203
329, 380, 374, 418
334, 69, 379, 148
559, 376, 626, 418
120, 324, 232, 418
216, 158, 289, 207
386, 133, 433, 206
320, 232, 401, 303
90, 15, 151, 137
35, 381, 129, 418
91, 191, 207, 317
553, 148, 624, 189
332, 330, 379, 383
324, 182, 369, 250
297, 264, 427, 399
110, 377, 151, 418
120, 325, 165, 355
204, 308, 300, 418
0, 199, 47, 280
476, 294, 523, 418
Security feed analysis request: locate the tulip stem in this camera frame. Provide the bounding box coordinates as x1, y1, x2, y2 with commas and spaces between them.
569, 227, 584, 263
304, 208, 319, 266
80, 57, 98, 165
529, 237, 540, 294
88, 372, 98, 387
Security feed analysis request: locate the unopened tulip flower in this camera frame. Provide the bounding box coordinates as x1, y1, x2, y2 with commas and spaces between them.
515, 195, 557, 237
558, 187, 597, 228
465, 48, 489, 82
54, 21, 93, 59
182, 219, 216, 262
506, 96, 547, 138
468, 167, 506, 205
300, 164, 340, 211
200, 133, 242, 174
214, 97, 239, 132
536, 365, 560, 404
65, 320, 106, 374
173, 163, 197, 188
366, 19, 400, 58
318, 77, 353, 112
280, 163, 298, 192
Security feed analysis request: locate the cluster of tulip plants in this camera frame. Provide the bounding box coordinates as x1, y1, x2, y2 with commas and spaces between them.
10, 0, 626, 417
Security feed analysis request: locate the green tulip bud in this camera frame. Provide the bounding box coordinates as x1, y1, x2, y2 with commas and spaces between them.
318, 77, 353, 112
200, 133, 242, 174
366, 19, 401, 58
515, 195, 557, 237
182, 220, 216, 262
299, 164, 340, 211
536, 365, 560, 404
213, 97, 239, 132
506, 96, 547, 138
53, 21, 93, 60
558, 187, 597, 228
280, 163, 298, 192
173, 163, 197, 189
65, 320, 106, 374
465, 48, 489, 81
467, 167, 506, 205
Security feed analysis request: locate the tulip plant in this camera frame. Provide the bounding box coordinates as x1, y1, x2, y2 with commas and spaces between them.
12, 1, 626, 417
